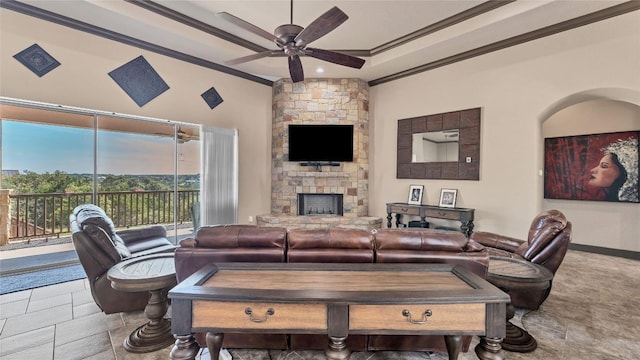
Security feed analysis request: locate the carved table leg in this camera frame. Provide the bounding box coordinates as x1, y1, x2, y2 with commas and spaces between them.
502, 302, 538, 352
206, 332, 224, 360
170, 334, 200, 360
395, 213, 403, 228
325, 336, 351, 360
444, 335, 462, 360
123, 288, 174, 353
475, 337, 505, 360
461, 220, 474, 237
387, 212, 392, 228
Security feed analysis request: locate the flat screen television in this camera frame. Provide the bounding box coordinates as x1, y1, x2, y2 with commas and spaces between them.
288, 124, 354, 162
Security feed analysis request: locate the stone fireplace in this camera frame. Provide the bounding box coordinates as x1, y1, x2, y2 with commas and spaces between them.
256, 78, 382, 230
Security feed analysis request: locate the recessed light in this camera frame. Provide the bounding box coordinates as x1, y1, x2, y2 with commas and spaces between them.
316, 67, 324, 73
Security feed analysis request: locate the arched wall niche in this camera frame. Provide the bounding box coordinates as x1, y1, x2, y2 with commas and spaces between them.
538, 88, 640, 122
537, 88, 640, 253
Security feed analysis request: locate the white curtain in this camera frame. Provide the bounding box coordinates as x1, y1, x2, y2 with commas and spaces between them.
200, 126, 238, 225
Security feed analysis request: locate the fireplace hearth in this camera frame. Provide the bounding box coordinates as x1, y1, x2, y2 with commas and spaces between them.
298, 194, 343, 216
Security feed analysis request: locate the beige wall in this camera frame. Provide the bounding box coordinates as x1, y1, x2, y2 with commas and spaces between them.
0, 9, 274, 225
369, 11, 640, 251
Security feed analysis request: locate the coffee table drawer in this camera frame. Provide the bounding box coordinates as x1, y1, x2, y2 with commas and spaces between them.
350, 303, 485, 331
193, 301, 327, 330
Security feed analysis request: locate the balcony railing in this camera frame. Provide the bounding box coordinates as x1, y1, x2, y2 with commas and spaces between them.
7, 190, 200, 242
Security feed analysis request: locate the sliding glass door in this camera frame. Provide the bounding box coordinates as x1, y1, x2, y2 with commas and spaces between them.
1, 106, 94, 241
1, 102, 200, 246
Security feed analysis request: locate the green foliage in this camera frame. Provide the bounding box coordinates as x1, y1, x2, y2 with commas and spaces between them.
3, 171, 92, 194
4, 171, 200, 239
3, 171, 199, 194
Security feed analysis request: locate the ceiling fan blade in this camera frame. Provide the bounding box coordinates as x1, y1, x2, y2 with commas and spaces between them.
294, 7, 348, 48
217, 12, 281, 45
225, 50, 281, 65
288, 55, 304, 83
303, 48, 365, 69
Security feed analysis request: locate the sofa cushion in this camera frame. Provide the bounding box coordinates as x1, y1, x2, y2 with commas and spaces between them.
374, 228, 468, 252
288, 228, 374, 249
176, 225, 287, 282
374, 229, 488, 277
287, 228, 374, 263
195, 225, 286, 249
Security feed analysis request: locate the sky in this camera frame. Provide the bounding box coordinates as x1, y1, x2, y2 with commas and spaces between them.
1, 120, 200, 175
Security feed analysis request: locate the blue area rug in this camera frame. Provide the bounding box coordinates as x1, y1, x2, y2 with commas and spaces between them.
0, 264, 87, 295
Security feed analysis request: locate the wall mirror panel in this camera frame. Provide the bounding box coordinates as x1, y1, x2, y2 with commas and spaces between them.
412, 130, 460, 162
397, 108, 480, 180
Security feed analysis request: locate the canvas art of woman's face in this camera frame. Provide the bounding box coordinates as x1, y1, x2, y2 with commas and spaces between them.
589, 154, 621, 188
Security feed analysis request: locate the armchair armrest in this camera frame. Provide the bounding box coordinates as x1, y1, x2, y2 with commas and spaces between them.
117, 225, 167, 244
470, 231, 525, 253
116, 225, 175, 256
178, 237, 197, 248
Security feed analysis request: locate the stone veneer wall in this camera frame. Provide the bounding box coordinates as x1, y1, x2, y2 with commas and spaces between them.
270, 78, 370, 218
0, 190, 10, 245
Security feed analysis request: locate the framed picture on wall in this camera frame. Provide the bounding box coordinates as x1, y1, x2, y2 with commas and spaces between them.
544, 131, 639, 203
408, 185, 424, 205
438, 188, 457, 208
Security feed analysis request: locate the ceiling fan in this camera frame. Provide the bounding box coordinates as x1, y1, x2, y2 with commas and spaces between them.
176, 127, 198, 143
217, 0, 365, 82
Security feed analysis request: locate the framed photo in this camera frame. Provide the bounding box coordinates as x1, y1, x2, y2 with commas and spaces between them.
544, 131, 638, 203
407, 185, 424, 205
439, 188, 457, 208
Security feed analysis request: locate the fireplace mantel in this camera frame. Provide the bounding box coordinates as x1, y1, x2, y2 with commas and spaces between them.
287, 172, 351, 178
257, 214, 382, 231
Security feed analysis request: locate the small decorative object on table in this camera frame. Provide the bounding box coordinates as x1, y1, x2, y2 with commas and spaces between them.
407, 184, 424, 205
439, 188, 457, 208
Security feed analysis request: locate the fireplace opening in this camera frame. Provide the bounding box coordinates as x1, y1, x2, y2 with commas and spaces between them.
298, 194, 343, 216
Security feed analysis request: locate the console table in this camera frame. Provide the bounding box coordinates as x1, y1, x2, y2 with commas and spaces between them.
386, 203, 475, 236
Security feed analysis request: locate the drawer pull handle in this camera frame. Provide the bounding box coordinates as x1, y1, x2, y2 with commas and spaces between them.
402, 309, 432, 325
437, 211, 446, 216
400, 208, 409, 212
244, 307, 275, 323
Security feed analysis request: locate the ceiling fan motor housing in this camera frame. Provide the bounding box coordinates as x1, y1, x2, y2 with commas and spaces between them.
275, 24, 304, 52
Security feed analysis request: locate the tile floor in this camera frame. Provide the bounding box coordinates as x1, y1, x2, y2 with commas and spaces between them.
1, 250, 638, 360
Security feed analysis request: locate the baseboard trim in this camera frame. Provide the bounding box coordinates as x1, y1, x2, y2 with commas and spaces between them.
569, 243, 639, 260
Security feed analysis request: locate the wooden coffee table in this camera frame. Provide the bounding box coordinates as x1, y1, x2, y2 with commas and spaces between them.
168, 263, 510, 360
107, 253, 177, 353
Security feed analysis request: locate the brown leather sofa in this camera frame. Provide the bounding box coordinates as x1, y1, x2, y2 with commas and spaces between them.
470, 209, 572, 310
174, 225, 489, 354
69, 204, 176, 314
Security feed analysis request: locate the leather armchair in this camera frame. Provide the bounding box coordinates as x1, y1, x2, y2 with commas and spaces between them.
470, 209, 572, 310
69, 204, 176, 314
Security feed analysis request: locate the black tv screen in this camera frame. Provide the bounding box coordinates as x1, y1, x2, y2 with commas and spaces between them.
288, 125, 354, 162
